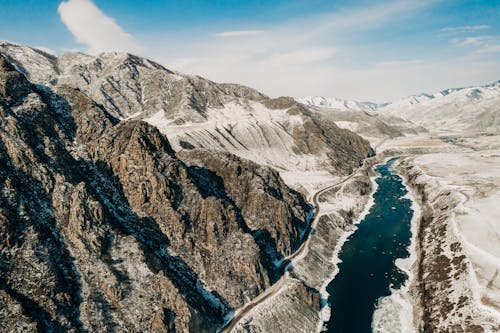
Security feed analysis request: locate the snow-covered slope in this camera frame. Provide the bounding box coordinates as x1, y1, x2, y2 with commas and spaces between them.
146, 97, 372, 192
397, 142, 500, 332
297, 97, 425, 140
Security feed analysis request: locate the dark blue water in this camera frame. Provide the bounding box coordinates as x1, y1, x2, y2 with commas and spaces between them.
324, 158, 414, 333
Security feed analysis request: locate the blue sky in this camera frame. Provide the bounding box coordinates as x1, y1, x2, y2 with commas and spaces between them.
1, 0, 500, 101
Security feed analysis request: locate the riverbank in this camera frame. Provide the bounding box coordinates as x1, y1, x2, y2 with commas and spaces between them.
396, 151, 500, 332
315, 173, 378, 332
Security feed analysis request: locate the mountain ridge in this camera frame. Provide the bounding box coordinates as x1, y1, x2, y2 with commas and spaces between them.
0, 42, 373, 191
299, 80, 500, 112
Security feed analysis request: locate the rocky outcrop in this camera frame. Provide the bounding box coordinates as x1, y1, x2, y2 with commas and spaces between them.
290, 108, 373, 173
0, 55, 32, 104
178, 149, 310, 257
0, 54, 311, 332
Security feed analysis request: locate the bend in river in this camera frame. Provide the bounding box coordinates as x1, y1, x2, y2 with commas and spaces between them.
324, 158, 414, 333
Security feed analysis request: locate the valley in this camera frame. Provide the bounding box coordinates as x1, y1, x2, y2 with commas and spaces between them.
304, 89, 500, 332
0, 41, 498, 333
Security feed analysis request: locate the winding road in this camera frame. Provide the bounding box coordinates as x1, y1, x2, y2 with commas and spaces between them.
220, 167, 361, 333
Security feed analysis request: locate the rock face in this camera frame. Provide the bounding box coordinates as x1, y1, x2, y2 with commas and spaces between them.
0, 54, 312, 332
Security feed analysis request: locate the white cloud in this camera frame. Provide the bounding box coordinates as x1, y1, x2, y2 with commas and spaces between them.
440, 25, 490, 34
266, 47, 336, 66
153, 0, 440, 101
215, 30, 264, 37
58, 0, 141, 55
477, 44, 500, 54
452, 36, 491, 46
449, 35, 500, 55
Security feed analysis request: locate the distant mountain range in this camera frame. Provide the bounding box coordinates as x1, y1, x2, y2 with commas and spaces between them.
299, 80, 500, 133
298, 96, 384, 112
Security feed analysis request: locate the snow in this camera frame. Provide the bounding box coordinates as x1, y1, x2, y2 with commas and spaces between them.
0, 41, 57, 83
378, 86, 500, 132
333, 121, 359, 132
372, 290, 416, 333
301, 80, 500, 134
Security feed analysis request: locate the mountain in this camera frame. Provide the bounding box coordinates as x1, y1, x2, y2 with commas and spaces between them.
379, 82, 500, 133
300, 81, 500, 135
0, 42, 373, 190
297, 98, 426, 140
0, 52, 315, 332
0, 42, 266, 121
0, 43, 373, 332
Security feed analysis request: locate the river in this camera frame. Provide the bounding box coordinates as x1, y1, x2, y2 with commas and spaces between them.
323, 158, 414, 333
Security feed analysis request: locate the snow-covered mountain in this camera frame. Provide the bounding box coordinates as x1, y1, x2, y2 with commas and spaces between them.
298, 96, 383, 112
0, 41, 266, 121
0, 41, 372, 192
380, 82, 500, 132
300, 81, 500, 133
